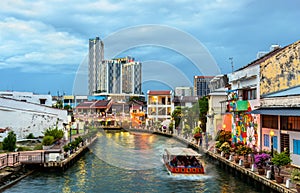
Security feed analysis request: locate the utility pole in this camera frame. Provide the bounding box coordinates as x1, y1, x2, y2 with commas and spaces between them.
229, 57, 234, 72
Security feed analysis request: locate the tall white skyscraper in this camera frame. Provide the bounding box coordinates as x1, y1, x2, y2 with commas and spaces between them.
88, 37, 104, 95
94, 56, 142, 96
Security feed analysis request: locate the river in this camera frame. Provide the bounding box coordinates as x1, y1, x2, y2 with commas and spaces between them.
3, 130, 261, 193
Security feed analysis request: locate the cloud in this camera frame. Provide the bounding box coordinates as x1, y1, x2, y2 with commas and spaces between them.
0, 17, 86, 73
0, 0, 300, 94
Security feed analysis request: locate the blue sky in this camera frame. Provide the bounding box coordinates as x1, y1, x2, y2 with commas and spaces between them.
1, 0, 300, 95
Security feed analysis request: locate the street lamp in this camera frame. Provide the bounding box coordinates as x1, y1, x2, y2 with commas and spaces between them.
270, 130, 275, 180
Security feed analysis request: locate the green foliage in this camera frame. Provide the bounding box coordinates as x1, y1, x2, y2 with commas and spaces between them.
53, 100, 63, 109
26, 133, 35, 139
272, 151, 292, 176
171, 107, 182, 128
17, 146, 32, 151
193, 126, 202, 134
236, 145, 252, 156
182, 124, 191, 135
220, 142, 231, 154
63, 136, 84, 152
215, 130, 231, 143
63, 105, 72, 110
198, 96, 208, 132
215, 141, 222, 149
291, 169, 300, 185
2, 131, 17, 152
42, 135, 54, 146
33, 144, 43, 150
44, 127, 64, 141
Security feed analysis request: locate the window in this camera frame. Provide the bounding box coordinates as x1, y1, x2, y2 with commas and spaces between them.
273, 136, 278, 150
264, 134, 270, 147
293, 139, 300, 155
242, 88, 257, 100
262, 115, 278, 129
39, 98, 47, 105
281, 116, 300, 131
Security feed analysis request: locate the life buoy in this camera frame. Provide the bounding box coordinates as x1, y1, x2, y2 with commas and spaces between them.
192, 168, 196, 173
175, 168, 179, 173
187, 168, 191, 172
181, 168, 185, 173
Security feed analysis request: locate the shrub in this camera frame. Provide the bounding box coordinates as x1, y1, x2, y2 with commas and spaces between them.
42, 135, 54, 146
272, 151, 291, 176
254, 153, 271, 169
44, 127, 64, 141
3, 131, 17, 152
26, 133, 35, 139
291, 169, 300, 185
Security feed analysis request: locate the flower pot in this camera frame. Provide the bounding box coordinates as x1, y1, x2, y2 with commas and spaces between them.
235, 156, 240, 163
244, 161, 251, 168
258, 168, 265, 175
225, 153, 230, 159
296, 184, 300, 193
275, 176, 284, 183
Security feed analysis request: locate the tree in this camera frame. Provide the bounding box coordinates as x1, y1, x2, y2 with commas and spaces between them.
3, 131, 17, 152
171, 107, 182, 128
198, 96, 208, 132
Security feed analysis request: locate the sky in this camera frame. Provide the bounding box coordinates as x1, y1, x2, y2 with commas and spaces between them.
1, 0, 300, 95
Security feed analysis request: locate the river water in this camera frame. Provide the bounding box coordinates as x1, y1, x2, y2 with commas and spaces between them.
3, 130, 261, 193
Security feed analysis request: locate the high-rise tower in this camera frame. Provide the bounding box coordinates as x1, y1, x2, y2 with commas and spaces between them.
88, 37, 104, 95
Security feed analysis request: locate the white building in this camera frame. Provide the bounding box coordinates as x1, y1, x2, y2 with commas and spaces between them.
0, 91, 52, 106
175, 86, 193, 96
0, 97, 68, 141
206, 88, 227, 140
147, 90, 173, 122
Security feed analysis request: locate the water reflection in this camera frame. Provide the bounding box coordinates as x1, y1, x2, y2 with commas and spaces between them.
3, 131, 260, 193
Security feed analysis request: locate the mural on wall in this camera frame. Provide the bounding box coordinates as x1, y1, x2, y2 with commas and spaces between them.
260, 40, 300, 96
226, 90, 258, 147
231, 111, 257, 148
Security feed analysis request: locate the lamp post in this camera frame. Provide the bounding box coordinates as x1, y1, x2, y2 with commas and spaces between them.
270, 130, 275, 180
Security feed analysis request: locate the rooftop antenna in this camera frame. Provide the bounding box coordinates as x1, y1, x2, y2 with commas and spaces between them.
229, 57, 234, 72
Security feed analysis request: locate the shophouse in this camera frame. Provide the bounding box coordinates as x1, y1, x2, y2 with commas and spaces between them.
251, 40, 300, 166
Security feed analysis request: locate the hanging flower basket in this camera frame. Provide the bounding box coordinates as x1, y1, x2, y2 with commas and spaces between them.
194, 133, 202, 139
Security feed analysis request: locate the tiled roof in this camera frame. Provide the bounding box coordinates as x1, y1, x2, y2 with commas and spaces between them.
93, 100, 111, 108
148, 90, 171, 95
76, 100, 111, 109
76, 101, 95, 108
250, 107, 300, 116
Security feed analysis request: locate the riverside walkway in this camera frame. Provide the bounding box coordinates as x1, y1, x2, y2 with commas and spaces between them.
128, 127, 298, 193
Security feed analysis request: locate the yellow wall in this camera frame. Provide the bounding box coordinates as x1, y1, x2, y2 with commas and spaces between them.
260, 40, 300, 95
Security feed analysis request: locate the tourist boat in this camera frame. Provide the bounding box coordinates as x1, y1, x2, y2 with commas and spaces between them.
163, 147, 205, 175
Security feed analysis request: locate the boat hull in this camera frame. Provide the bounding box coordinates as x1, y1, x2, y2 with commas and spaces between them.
164, 162, 205, 175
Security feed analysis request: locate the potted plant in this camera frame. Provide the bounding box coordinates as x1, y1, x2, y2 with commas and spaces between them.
220, 142, 231, 159
291, 169, 300, 192
254, 153, 271, 175
193, 126, 202, 145
272, 151, 291, 183
215, 141, 222, 153
237, 145, 252, 167
234, 143, 243, 163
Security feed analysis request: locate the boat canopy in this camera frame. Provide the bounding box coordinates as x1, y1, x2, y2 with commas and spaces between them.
164, 147, 201, 156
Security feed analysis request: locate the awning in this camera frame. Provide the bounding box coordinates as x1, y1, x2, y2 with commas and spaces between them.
250, 107, 300, 116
